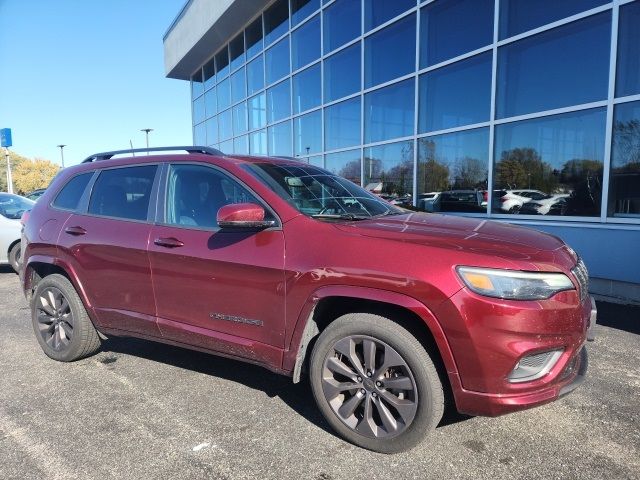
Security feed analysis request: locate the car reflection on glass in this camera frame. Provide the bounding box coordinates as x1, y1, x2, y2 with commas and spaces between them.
520, 195, 570, 215
419, 190, 485, 213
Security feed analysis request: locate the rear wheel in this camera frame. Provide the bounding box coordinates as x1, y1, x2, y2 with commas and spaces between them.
309, 313, 444, 453
31, 274, 101, 362
8, 242, 21, 272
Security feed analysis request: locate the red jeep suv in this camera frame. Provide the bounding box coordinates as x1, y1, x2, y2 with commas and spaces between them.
21, 147, 596, 453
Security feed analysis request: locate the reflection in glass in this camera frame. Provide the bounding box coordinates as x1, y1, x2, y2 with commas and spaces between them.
307, 155, 324, 167
420, 0, 493, 68
365, 0, 415, 31
204, 58, 216, 90
250, 129, 268, 155
268, 120, 293, 156
325, 97, 361, 151
499, 0, 608, 40
609, 101, 640, 218
365, 14, 416, 88
205, 88, 216, 118
230, 32, 245, 71
193, 96, 205, 124
364, 79, 415, 143
216, 48, 230, 80
217, 77, 231, 111
265, 37, 290, 85
324, 43, 360, 103
231, 67, 246, 105
324, 0, 361, 53
194, 123, 206, 145
246, 17, 264, 59
247, 55, 264, 95
493, 108, 606, 216
206, 117, 218, 145
294, 110, 322, 156
293, 64, 321, 114
234, 135, 249, 155
291, 15, 320, 71
497, 13, 610, 119
267, 80, 291, 124
616, 2, 640, 98
419, 52, 491, 133
218, 108, 233, 141
248, 93, 267, 130
417, 128, 488, 213
292, 0, 319, 26
191, 71, 204, 99
325, 149, 362, 185
220, 139, 233, 153
233, 102, 248, 135
264, 0, 289, 46
364, 141, 414, 200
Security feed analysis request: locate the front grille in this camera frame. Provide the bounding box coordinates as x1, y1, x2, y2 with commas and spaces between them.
571, 257, 589, 302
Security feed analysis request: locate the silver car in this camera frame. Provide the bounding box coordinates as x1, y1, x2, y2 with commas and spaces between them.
0, 193, 34, 271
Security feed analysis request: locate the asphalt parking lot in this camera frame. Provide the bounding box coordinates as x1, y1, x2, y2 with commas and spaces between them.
0, 267, 639, 480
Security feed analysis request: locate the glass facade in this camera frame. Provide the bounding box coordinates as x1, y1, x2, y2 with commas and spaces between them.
189, 0, 640, 226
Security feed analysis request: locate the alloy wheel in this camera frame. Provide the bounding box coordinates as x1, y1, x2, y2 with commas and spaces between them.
321, 335, 418, 439
36, 287, 74, 351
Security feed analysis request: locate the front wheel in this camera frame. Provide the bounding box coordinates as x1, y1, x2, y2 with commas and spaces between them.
309, 313, 444, 453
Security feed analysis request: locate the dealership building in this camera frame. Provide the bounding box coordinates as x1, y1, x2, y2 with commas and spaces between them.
164, 0, 640, 302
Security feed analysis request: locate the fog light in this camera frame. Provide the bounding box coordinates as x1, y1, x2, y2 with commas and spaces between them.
508, 350, 563, 383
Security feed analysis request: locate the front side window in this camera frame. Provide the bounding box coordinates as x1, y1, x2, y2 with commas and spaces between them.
52, 172, 93, 211
246, 163, 403, 219
165, 164, 270, 229
0, 193, 34, 219
88, 166, 157, 221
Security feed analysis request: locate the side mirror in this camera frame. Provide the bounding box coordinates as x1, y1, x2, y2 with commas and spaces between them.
217, 203, 275, 229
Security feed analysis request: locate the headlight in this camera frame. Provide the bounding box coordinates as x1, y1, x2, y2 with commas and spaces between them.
456, 266, 574, 300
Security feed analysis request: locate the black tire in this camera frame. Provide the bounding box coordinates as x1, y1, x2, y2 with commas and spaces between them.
8, 241, 21, 273
31, 274, 101, 362
309, 313, 444, 453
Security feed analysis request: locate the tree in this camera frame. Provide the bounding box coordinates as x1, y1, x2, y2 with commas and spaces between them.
495, 148, 558, 193
0, 150, 30, 192
11, 157, 60, 195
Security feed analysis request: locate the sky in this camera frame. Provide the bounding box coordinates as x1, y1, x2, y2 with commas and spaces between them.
0, 0, 191, 167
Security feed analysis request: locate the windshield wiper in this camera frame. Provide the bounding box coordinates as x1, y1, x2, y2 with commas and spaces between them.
311, 213, 370, 221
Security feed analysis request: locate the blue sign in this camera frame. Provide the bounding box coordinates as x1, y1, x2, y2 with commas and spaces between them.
0, 128, 12, 147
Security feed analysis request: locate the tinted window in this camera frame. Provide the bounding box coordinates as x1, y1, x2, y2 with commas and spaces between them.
616, 2, 640, 98
267, 79, 291, 123
204, 58, 215, 90
324, 0, 361, 53
268, 120, 293, 156
420, 0, 493, 68
191, 71, 204, 99
194, 123, 206, 145
230, 67, 246, 105
419, 52, 491, 133
52, 173, 93, 211
293, 63, 321, 114
264, 0, 289, 46
166, 164, 268, 229
232, 101, 248, 135
217, 77, 231, 111
234, 135, 249, 155
497, 13, 611, 119
364, 79, 415, 143
248, 93, 267, 130
218, 108, 233, 141
247, 55, 264, 95
364, 140, 414, 198
292, 0, 319, 26
609, 101, 640, 218
365, 13, 416, 88
417, 128, 489, 213
250, 129, 268, 155
325, 97, 361, 150
365, 0, 415, 31
88, 166, 157, 221
265, 37, 290, 85
294, 110, 322, 156
204, 88, 216, 118
493, 108, 606, 217
499, 0, 608, 39
291, 14, 320, 70
325, 149, 362, 185
245, 17, 263, 59
206, 117, 218, 145
193, 96, 205, 124
324, 43, 361, 102
229, 32, 245, 71
215, 48, 230, 80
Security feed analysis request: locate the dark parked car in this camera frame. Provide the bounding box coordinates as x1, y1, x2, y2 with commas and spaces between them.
25, 188, 47, 201
20, 147, 596, 453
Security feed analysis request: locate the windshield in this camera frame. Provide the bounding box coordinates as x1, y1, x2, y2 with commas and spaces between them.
245, 163, 405, 219
0, 193, 35, 219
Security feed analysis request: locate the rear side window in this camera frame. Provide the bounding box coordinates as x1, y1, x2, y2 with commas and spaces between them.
52, 172, 94, 211
88, 165, 157, 221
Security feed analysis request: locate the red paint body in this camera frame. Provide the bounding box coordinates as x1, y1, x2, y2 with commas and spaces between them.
21, 153, 592, 417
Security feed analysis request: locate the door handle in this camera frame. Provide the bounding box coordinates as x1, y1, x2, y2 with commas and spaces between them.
64, 226, 86, 236
154, 237, 184, 248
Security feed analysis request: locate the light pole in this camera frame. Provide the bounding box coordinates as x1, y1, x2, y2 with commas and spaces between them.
57, 144, 66, 168
140, 128, 153, 154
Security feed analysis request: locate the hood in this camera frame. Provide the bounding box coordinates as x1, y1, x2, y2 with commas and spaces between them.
334, 212, 569, 267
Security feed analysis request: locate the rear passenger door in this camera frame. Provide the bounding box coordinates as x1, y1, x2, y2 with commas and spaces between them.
57, 164, 161, 336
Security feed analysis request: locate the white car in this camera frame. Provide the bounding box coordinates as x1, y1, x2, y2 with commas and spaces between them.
0, 193, 34, 272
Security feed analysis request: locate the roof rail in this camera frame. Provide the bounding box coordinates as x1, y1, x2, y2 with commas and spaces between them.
81, 146, 223, 163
